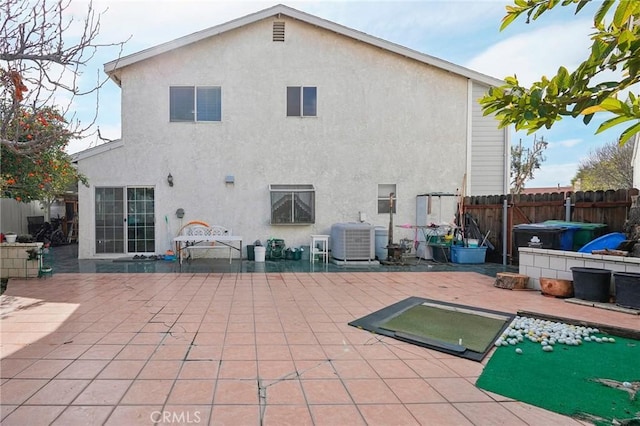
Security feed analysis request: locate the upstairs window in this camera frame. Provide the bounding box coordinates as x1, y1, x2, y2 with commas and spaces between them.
378, 184, 397, 214
287, 86, 317, 117
170, 86, 221, 122
269, 184, 315, 224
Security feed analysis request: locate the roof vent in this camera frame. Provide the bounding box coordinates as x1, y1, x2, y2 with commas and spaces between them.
273, 21, 285, 42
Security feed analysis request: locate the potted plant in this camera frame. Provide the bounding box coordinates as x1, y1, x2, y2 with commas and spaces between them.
4, 232, 17, 243
26, 248, 40, 261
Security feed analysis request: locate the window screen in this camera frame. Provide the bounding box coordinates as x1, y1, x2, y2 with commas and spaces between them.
170, 86, 221, 122
287, 86, 316, 117
378, 184, 397, 214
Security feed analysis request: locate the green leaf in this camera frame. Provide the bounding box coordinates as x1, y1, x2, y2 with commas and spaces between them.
599, 97, 627, 114
533, 4, 548, 21
594, 0, 615, 26
618, 29, 634, 49
619, 121, 640, 145
556, 66, 570, 89
500, 12, 519, 31
595, 114, 634, 134
530, 89, 542, 107
575, 0, 590, 14
504, 76, 519, 85
612, 0, 635, 28
582, 113, 594, 125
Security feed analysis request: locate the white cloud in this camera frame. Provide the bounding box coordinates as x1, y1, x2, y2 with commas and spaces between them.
86, 0, 275, 50
552, 138, 582, 148
526, 162, 578, 187
466, 19, 593, 85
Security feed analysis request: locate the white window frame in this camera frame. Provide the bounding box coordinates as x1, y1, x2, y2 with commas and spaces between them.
269, 184, 315, 225
169, 86, 221, 122
286, 86, 317, 117
378, 184, 397, 214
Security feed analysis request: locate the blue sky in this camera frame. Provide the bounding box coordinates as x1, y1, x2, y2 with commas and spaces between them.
65, 0, 624, 188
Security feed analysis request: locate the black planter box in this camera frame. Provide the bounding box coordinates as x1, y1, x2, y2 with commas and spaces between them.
613, 272, 640, 309
571, 267, 612, 303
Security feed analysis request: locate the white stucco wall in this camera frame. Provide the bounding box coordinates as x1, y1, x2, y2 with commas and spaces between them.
77, 17, 502, 258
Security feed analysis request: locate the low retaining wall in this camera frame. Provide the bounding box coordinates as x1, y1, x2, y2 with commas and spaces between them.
518, 247, 640, 290
1, 242, 44, 279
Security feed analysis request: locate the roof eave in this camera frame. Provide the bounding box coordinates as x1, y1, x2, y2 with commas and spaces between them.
103, 4, 504, 87
71, 139, 124, 162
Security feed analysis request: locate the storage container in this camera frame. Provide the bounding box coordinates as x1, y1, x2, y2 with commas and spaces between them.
254, 246, 266, 262
577, 232, 626, 253
431, 243, 450, 263
374, 226, 388, 260
542, 221, 607, 251
571, 267, 611, 303
613, 272, 640, 309
450, 245, 487, 264
512, 223, 577, 261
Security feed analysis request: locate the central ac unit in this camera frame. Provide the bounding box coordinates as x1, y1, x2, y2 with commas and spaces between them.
330, 223, 375, 261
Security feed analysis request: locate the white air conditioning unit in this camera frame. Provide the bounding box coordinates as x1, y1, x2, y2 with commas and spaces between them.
330, 223, 375, 261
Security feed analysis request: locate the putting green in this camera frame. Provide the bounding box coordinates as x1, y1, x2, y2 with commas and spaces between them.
379, 303, 511, 353
476, 336, 640, 424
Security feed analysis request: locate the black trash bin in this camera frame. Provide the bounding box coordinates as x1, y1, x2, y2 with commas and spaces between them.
247, 245, 255, 261
512, 224, 575, 262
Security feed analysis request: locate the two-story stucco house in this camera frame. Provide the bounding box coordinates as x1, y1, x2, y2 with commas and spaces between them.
74, 4, 509, 260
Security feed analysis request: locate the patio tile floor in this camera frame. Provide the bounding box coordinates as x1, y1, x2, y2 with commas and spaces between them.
2, 251, 638, 424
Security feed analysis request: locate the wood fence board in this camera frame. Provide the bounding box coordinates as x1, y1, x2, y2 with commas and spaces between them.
462, 189, 638, 264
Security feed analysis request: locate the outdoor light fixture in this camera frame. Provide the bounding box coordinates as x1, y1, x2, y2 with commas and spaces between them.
167, 173, 174, 187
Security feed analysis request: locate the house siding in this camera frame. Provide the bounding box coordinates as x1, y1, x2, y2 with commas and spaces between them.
469, 82, 508, 195
77, 13, 506, 258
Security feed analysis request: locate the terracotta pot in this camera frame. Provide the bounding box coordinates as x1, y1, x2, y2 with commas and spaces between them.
540, 277, 574, 298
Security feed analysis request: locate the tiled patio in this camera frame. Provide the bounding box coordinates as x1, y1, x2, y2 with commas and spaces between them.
1, 268, 638, 425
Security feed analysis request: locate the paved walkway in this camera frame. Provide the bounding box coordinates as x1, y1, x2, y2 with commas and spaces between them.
1, 271, 637, 425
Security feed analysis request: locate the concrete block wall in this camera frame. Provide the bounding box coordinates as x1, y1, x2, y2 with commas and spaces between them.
1, 242, 44, 279
518, 247, 640, 290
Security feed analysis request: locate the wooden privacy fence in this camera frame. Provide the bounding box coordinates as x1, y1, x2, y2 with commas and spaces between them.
462, 189, 639, 264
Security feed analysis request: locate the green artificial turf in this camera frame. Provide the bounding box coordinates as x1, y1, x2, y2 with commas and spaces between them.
476, 336, 640, 424
378, 303, 510, 353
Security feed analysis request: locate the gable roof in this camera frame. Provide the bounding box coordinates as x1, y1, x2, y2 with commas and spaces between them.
104, 4, 504, 87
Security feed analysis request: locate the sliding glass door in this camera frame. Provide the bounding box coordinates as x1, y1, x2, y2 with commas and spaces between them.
95, 187, 155, 254
126, 187, 155, 253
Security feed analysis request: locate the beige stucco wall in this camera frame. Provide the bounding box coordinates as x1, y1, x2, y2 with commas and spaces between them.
78, 17, 492, 258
